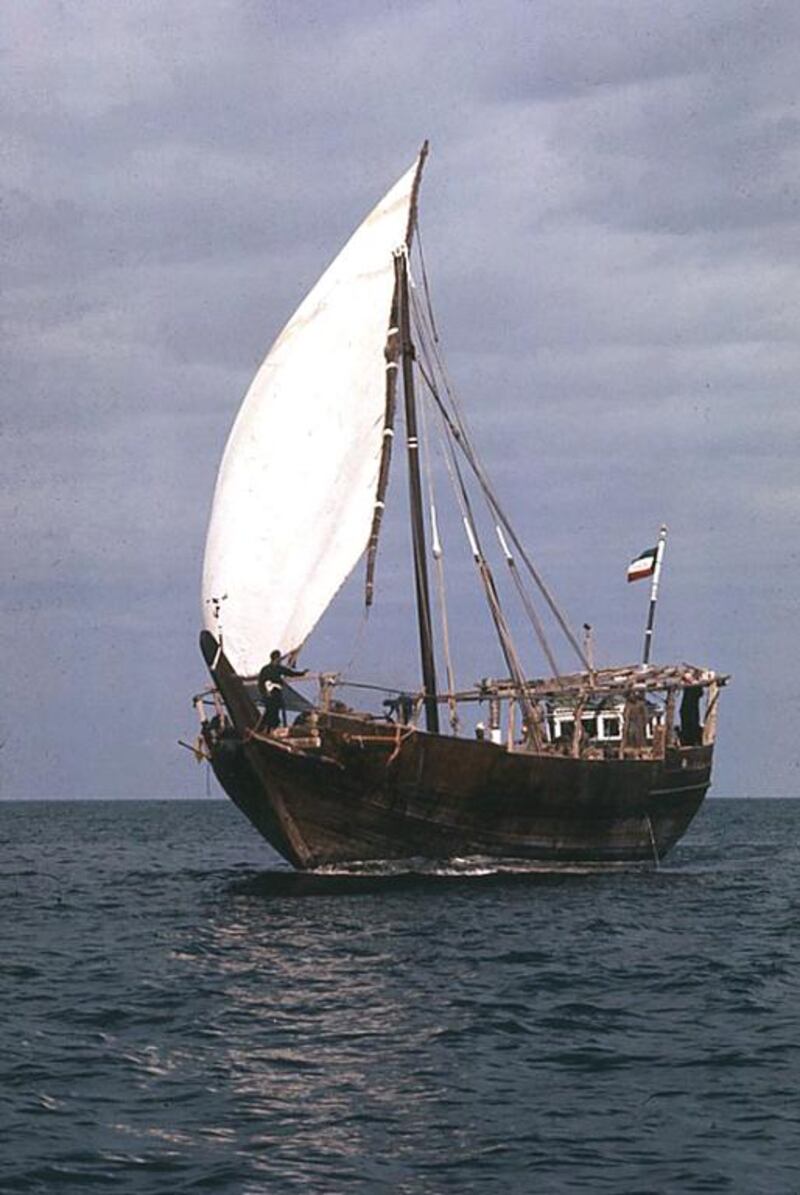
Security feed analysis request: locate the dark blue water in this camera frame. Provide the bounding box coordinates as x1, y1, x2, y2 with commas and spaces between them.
1, 799, 798, 1194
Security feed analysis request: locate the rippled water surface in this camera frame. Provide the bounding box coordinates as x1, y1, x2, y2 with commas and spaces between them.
2, 798, 799, 1193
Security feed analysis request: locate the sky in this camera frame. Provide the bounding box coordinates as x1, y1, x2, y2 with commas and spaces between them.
2, 0, 799, 799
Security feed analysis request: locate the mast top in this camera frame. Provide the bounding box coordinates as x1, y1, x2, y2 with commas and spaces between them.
405, 140, 429, 248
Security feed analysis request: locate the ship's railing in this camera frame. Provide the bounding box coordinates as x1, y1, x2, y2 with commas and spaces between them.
192, 662, 728, 762
307, 662, 729, 760
445, 665, 728, 759
192, 687, 229, 729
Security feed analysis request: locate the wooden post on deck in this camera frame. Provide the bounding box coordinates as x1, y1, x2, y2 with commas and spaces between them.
703, 681, 720, 746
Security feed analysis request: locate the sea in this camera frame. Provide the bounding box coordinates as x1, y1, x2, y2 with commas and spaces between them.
1, 798, 798, 1195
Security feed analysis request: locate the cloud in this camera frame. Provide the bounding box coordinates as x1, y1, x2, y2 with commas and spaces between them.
2, 0, 799, 797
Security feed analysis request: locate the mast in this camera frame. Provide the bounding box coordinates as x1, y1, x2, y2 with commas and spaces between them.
396, 248, 440, 733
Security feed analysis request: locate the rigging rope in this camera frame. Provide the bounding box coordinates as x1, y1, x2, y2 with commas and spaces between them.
495, 525, 562, 680
414, 222, 440, 344
342, 607, 371, 678
409, 277, 591, 675
411, 285, 553, 700
430, 391, 543, 746
412, 300, 523, 681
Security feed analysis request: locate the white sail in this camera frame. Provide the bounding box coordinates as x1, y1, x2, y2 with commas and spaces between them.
202, 152, 424, 675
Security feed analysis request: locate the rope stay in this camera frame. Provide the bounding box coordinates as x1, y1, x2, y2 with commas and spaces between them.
407, 254, 591, 677
346, 228, 589, 735
429, 385, 543, 746
495, 525, 562, 681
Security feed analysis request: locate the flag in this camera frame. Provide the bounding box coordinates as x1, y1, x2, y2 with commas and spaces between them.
627, 546, 658, 583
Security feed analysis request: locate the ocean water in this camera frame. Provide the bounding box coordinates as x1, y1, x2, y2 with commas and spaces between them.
1, 799, 798, 1194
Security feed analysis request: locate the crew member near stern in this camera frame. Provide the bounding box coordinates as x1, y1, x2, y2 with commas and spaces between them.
257, 650, 308, 732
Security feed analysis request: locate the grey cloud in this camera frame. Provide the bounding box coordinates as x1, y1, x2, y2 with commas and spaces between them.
3, 0, 799, 798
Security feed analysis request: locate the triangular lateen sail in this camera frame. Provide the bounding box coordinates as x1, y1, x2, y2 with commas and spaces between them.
202, 150, 426, 675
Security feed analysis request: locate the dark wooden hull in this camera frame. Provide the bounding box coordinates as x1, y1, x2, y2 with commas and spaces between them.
207, 726, 711, 870
200, 631, 711, 870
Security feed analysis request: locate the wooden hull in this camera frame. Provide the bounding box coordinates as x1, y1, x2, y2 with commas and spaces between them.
199, 632, 712, 869
207, 725, 711, 870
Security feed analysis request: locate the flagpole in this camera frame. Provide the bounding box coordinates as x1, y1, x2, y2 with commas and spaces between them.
642, 525, 668, 666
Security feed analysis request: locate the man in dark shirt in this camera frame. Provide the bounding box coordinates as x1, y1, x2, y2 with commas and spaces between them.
257, 649, 308, 732
679, 684, 704, 746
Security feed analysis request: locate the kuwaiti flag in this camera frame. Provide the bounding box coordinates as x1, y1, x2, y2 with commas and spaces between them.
627, 546, 658, 583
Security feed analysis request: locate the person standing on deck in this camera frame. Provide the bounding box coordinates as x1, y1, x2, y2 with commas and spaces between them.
257, 650, 308, 732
